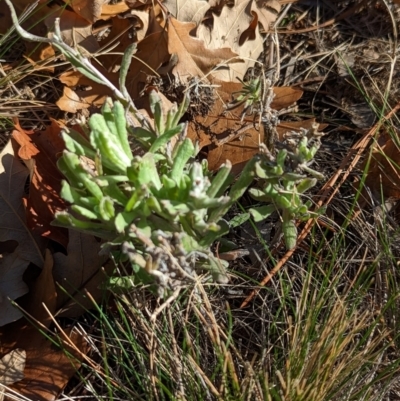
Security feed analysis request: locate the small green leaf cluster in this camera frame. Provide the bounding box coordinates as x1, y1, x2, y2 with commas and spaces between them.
54, 93, 246, 294
249, 132, 325, 250
229, 77, 262, 117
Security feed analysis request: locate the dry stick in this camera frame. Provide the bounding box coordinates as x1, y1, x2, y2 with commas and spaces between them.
266, 0, 369, 34
240, 100, 400, 308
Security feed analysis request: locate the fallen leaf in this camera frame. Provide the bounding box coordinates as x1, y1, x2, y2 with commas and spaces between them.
167, 17, 237, 82
251, 0, 281, 31
126, 30, 170, 98
57, 26, 169, 106
56, 86, 94, 113
197, 1, 263, 82
364, 132, 400, 200
271, 86, 303, 109
0, 250, 87, 401
163, 0, 210, 25
98, 11, 149, 72
101, 2, 130, 19
0, 141, 45, 326
62, 0, 104, 23
45, 7, 99, 53
0, 348, 26, 389
188, 81, 304, 172
12, 120, 68, 248
53, 231, 112, 317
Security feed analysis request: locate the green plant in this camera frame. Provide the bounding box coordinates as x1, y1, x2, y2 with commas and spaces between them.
53, 93, 259, 294
249, 127, 325, 250
4, 0, 324, 292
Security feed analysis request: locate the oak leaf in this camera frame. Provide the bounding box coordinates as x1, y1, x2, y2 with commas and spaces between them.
45, 7, 99, 53
0, 250, 87, 401
364, 134, 400, 200
53, 231, 111, 317
0, 141, 45, 326
163, 0, 210, 25
0, 348, 26, 396
12, 120, 68, 248
62, 0, 105, 23
251, 0, 281, 31
167, 17, 237, 82
188, 82, 304, 172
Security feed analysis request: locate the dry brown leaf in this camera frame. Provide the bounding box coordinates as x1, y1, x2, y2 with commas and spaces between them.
53, 231, 111, 317
0, 250, 87, 401
45, 8, 99, 53
188, 81, 304, 172
364, 133, 400, 200
56, 86, 91, 113
167, 17, 237, 82
0, 348, 26, 387
12, 119, 68, 248
62, 0, 105, 23
57, 25, 168, 107
271, 86, 303, 109
251, 0, 281, 31
163, 0, 210, 25
198, 1, 259, 82
188, 80, 262, 173
0, 141, 45, 326
56, 74, 113, 112
101, 2, 130, 19
98, 11, 149, 71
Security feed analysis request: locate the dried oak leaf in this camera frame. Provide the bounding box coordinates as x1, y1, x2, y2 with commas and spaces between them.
0, 141, 45, 326
364, 133, 400, 200
57, 67, 115, 112
0, 250, 87, 401
251, 0, 281, 31
167, 17, 237, 82
197, 1, 262, 82
98, 10, 150, 71
12, 119, 68, 248
57, 27, 169, 108
188, 81, 303, 173
0, 348, 26, 389
53, 231, 113, 318
62, 0, 105, 23
163, 0, 210, 25
45, 7, 99, 54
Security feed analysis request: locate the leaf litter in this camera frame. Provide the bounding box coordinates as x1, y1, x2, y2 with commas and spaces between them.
1, 0, 400, 399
